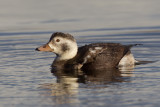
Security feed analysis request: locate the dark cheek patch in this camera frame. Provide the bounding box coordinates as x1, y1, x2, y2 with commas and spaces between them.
61, 43, 70, 52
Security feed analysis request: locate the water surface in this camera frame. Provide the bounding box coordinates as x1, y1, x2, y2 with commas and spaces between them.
0, 0, 160, 107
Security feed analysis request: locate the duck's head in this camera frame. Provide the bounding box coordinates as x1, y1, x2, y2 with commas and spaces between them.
35, 32, 78, 61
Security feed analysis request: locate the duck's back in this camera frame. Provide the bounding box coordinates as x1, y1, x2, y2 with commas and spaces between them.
76, 43, 132, 70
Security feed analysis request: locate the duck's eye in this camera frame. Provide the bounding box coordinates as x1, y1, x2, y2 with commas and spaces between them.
56, 39, 60, 42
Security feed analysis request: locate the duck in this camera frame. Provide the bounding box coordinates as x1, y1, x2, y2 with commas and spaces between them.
35, 32, 139, 70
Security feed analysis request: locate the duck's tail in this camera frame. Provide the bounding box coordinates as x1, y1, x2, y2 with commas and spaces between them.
135, 60, 157, 65
127, 44, 143, 49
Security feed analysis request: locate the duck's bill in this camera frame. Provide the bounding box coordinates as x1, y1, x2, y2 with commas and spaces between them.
35, 43, 53, 52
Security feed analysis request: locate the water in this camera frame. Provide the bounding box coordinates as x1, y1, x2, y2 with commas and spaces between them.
0, 0, 160, 107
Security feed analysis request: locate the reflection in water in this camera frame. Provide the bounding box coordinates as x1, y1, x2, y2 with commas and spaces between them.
39, 67, 134, 104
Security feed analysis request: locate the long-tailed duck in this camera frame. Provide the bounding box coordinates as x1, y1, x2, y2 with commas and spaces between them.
35, 32, 139, 70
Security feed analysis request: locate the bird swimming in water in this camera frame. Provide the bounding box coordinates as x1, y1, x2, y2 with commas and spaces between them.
35, 32, 142, 71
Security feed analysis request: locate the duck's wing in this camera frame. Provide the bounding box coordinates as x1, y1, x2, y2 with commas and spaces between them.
76, 43, 133, 69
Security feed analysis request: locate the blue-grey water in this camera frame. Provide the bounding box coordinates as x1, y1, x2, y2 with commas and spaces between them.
0, 0, 160, 107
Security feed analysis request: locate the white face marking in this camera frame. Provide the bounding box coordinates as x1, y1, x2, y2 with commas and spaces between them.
48, 43, 55, 49
50, 37, 78, 61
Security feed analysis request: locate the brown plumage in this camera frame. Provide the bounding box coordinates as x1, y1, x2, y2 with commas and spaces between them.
36, 32, 139, 71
